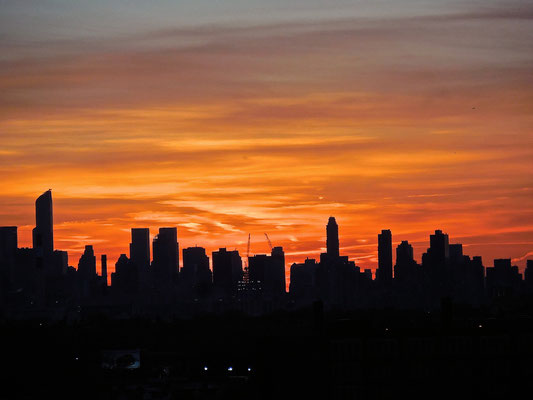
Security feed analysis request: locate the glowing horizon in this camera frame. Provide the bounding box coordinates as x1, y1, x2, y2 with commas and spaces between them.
1, 1, 532, 281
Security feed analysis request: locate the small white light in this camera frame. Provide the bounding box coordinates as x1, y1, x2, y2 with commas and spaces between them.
75, 357, 79, 361
228, 367, 233, 371
248, 367, 251, 372
478, 324, 483, 328
204, 366, 208, 371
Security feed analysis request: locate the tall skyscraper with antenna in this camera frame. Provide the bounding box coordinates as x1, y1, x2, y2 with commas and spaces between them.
326, 217, 339, 258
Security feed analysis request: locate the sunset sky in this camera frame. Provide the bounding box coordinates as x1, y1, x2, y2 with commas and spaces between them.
1, 0, 532, 282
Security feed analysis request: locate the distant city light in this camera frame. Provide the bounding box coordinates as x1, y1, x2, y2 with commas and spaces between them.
204, 366, 208, 371
228, 366, 233, 371
248, 367, 251, 372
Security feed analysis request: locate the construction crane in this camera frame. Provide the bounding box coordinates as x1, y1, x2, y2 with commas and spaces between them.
264, 233, 273, 251
243, 234, 251, 284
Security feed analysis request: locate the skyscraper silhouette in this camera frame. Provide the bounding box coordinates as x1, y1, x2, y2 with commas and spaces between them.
449, 244, 463, 264
182, 246, 212, 296
0, 227, 17, 291
428, 229, 450, 264
78, 245, 97, 279
130, 229, 150, 269
289, 258, 318, 302
326, 217, 339, 258
130, 228, 150, 289
101, 254, 108, 286
486, 258, 522, 298
270, 246, 286, 295
32, 190, 53, 256
152, 227, 179, 286
377, 229, 392, 286
396, 240, 414, 267
212, 248, 242, 296
394, 240, 420, 290
111, 254, 139, 295
78, 245, 97, 297
526, 260, 533, 293
248, 246, 285, 296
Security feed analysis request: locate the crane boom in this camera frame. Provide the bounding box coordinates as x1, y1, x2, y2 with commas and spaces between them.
264, 233, 273, 250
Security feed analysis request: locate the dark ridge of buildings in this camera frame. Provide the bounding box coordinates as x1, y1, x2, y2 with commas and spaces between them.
0, 190, 532, 320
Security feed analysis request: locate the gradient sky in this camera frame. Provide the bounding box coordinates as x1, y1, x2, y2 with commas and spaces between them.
1, 0, 532, 282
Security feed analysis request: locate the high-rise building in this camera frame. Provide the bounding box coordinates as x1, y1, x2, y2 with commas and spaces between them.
394, 240, 418, 283
396, 240, 414, 266
78, 245, 97, 279
486, 258, 522, 298
77, 245, 97, 298
525, 260, 533, 292
428, 230, 449, 263
326, 217, 339, 258
0, 227, 18, 289
182, 246, 210, 278
377, 229, 392, 285
130, 228, 150, 288
449, 244, 463, 264
51, 250, 68, 276
248, 248, 286, 296
32, 190, 53, 256
0, 227, 17, 255
249, 255, 265, 285
270, 246, 286, 294
289, 258, 318, 300
101, 254, 108, 286
182, 246, 212, 294
130, 228, 150, 270
111, 254, 138, 294
212, 248, 242, 295
152, 227, 179, 285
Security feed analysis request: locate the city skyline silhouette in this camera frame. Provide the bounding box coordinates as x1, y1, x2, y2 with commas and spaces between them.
2, 189, 533, 399
1, 1, 532, 398
4, 189, 532, 286
1, 189, 531, 317
2, 1, 532, 292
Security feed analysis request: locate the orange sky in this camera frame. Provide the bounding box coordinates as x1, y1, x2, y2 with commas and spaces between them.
1, 1, 532, 283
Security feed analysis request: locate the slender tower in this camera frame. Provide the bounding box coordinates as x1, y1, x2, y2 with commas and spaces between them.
377, 229, 393, 286
326, 217, 340, 258
32, 189, 54, 256
130, 228, 150, 279
101, 254, 108, 287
